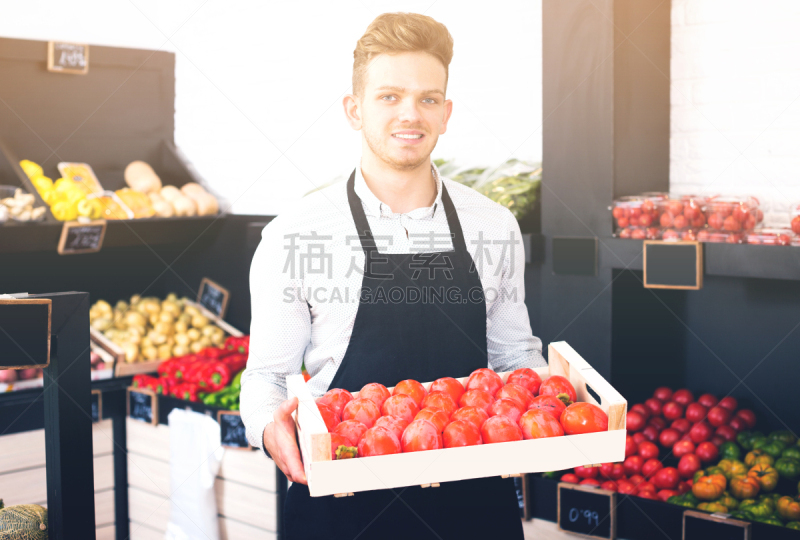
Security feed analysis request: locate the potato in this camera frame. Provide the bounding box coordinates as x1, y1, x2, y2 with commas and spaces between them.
191, 314, 209, 329
142, 346, 159, 361
115, 300, 129, 312
154, 321, 174, 337
187, 328, 201, 341
189, 341, 204, 354
130, 294, 141, 305
149, 332, 167, 346
210, 332, 225, 346
184, 305, 199, 317
172, 344, 189, 357
158, 311, 175, 324
197, 336, 212, 349
92, 317, 112, 331
201, 325, 218, 338
127, 331, 142, 345
157, 344, 172, 360
140, 336, 152, 349
174, 320, 189, 334
161, 301, 180, 317
125, 311, 148, 328
174, 333, 190, 347
95, 299, 112, 313
122, 343, 139, 363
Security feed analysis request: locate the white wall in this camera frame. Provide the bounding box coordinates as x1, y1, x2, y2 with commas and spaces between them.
671, 0, 800, 227
0, 0, 542, 215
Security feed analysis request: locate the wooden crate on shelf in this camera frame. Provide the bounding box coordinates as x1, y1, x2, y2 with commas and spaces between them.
289, 341, 628, 497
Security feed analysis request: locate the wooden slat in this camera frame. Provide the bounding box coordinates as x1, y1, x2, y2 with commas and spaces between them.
129, 486, 170, 532
92, 419, 115, 455
218, 449, 276, 491
94, 454, 115, 491
128, 453, 170, 496
95, 524, 115, 540
0, 467, 46, 507
220, 516, 277, 540
129, 521, 167, 540
95, 488, 115, 526
126, 417, 170, 462
215, 478, 277, 531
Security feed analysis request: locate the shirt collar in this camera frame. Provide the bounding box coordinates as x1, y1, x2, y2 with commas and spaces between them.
354, 161, 443, 219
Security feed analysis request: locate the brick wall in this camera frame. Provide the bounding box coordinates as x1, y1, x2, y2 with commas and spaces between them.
0, 1, 542, 215
671, 0, 800, 226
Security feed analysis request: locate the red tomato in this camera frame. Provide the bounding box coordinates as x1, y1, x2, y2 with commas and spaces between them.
334, 419, 368, 446
539, 375, 577, 404
490, 398, 524, 423
672, 389, 694, 406
528, 395, 567, 419
381, 394, 419, 424
638, 481, 657, 493
465, 368, 504, 397
714, 425, 737, 442
601, 480, 618, 492
317, 403, 341, 432
617, 480, 637, 495
481, 415, 523, 443
429, 377, 465, 405
560, 403, 608, 435
451, 406, 489, 430
672, 440, 695, 458
624, 455, 643, 476
561, 473, 580, 484
496, 383, 533, 409
642, 458, 663, 479
653, 387, 673, 402
677, 481, 690, 495
342, 398, 380, 428
393, 380, 427, 407
637, 441, 659, 460
519, 409, 564, 439
599, 463, 614, 479
707, 406, 731, 427
662, 402, 684, 421
373, 415, 409, 441
644, 398, 663, 417
685, 402, 708, 423
648, 417, 667, 431
415, 408, 449, 432
718, 396, 737, 411
580, 478, 601, 487
359, 383, 391, 408
637, 490, 657, 500
658, 428, 681, 448
710, 435, 725, 447
735, 409, 756, 429
652, 467, 680, 490
421, 391, 458, 418
401, 419, 442, 452
642, 425, 660, 442
630, 403, 651, 420
633, 432, 647, 445
671, 418, 691, 434
574, 465, 599, 479
727, 417, 745, 433
677, 453, 701, 479
697, 394, 718, 408
628, 474, 645, 487
442, 420, 482, 448
626, 410, 646, 432
316, 388, 353, 418
329, 433, 355, 460
689, 421, 712, 443
695, 441, 718, 463
625, 435, 638, 458
459, 389, 495, 414
358, 426, 401, 457
506, 368, 542, 395
657, 489, 678, 502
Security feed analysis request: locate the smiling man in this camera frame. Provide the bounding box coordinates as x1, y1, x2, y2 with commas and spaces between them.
241, 12, 543, 539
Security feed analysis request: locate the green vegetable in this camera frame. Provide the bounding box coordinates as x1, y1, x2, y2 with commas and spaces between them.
786, 521, 800, 530
738, 431, 765, 450
770, 430, 798, 446
782, 447, 800, 461
739, 500, 774, 519
754, 438, 787, 458
720, 441, 742, 461
758, 516, 784, 526
775, 457, 800, 480
730, 509, 755, 521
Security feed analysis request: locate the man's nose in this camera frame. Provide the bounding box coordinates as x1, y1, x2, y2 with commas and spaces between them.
397, 98, 423, 123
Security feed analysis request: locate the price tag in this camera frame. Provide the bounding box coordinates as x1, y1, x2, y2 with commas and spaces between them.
0, 299, 51, 369
91, 389, 102, 423
557, 482, 616, 539
58, 220, 106, 255
644, 241, 703, 290
197, 277, 230, 319
683, 510, 750, 540
218, 411, 250, 450
128, 387, 158, 426
47, 41, 89, 74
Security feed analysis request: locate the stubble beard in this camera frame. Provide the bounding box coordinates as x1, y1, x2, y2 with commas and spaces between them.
363, 125, 437, 172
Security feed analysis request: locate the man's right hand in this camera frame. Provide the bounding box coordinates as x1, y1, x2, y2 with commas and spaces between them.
263, 396, 307, 484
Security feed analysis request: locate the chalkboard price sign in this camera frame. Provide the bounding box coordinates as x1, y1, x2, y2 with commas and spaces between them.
558, 482, 616, 540
91, 389, 102, 423
197, 278, 230, 318
47, 41, 89, 74
643, 241, 703, 290
0, 299, 51, 369
58, 220, 106, 255
683, 510, 750, 540
128, 387, 158, 426
218, 411, 250, 450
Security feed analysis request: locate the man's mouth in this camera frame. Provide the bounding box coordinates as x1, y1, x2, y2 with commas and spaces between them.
392, 133, 423, 140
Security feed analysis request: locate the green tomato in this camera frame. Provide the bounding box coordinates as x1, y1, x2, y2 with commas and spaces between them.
758, 516, 785, 526
775, 457, 800, 480
738, 431, 765, 450
770, 430, 798, 446
684, 492, 700, 506
782, 447, 800, 461
719, 441, 742, 461
730, 510, 755, 521
786, 521, 800, 530
741, 501, 774, 519
753, 438, 787, 458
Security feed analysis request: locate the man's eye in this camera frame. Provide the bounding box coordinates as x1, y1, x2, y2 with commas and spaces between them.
423, 98, 436, 104
381, 95, 397, 101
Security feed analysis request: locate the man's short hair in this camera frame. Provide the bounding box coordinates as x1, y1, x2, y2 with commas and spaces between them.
353, 12, 454, 98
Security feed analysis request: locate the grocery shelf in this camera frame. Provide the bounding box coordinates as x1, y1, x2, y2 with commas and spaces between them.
601, 237, 800, 281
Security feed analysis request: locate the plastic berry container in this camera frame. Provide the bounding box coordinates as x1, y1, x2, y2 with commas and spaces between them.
611, 196, 661, 232
697, 229, 744, 244
704, 197, 758, 232
791, 202, 800, 235
745, 228, 795, 246
617, 226, 649, 240
657, 199, 700, 230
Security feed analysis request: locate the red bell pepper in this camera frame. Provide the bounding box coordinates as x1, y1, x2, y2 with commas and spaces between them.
199, 361, 232, 393
170, 381, 201, 402
224, 336, 250, 355
198, 347, 230, 360
221, 353, 247, 375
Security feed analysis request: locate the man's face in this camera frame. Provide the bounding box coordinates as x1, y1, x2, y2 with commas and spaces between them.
356, 51, 452, 171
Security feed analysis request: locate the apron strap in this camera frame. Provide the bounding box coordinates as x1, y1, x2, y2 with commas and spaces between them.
346, 167, 469, 255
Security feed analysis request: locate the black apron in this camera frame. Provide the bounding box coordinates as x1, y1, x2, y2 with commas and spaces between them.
284, 170, 523, 540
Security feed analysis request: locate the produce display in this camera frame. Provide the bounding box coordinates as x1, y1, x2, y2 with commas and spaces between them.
89, 294, 229, 363
0, 187, 47, 223
549, 386, 800, 530
746, 228, 797, 246
792, 202, 800, 236
0, 499, 48, 539
18, 158, 218, 221
132, 335, 249, 410
315, 368, 609, 460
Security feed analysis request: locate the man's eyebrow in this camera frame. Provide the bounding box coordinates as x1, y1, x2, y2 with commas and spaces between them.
375, 85, 445, 96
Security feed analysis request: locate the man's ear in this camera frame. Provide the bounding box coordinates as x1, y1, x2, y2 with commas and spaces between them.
343, 94, 362, 130
439, 98, 453, 135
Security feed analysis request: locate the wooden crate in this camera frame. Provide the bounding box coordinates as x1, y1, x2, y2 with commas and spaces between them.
288, 341, 628, 497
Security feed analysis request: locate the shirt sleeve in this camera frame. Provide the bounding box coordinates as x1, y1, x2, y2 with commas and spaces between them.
240, 218, 311, 450
486, 210, 546, 372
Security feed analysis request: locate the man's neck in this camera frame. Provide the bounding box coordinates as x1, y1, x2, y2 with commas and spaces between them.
360, 155, 437, 215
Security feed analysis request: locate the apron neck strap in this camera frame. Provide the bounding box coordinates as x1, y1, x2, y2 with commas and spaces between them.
346, 168, 468, 254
